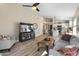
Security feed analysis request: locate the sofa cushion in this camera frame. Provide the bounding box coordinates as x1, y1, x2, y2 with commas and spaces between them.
65, 45, 75, 48
49, 49, 63, 56
0, 39, 16, 50
70, 37, 79, 48
53, 39, 69, 50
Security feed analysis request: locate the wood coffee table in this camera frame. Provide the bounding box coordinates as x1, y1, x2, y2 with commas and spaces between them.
37, 37, 55, 55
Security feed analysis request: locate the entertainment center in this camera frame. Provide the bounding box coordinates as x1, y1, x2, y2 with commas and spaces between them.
19, 22, 35, 42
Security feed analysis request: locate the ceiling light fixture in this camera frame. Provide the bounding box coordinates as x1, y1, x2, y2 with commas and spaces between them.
32, 6, 36, 10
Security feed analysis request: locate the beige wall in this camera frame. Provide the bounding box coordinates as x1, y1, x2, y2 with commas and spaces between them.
0, 4, 43, 39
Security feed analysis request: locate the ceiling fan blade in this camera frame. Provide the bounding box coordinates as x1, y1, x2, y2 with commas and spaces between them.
22, 5, 32, 7
36, 7, 40, 12
33, 3, 40, 7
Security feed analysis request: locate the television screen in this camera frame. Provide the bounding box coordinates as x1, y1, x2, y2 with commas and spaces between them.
21, 25, 32, 32
26, 25, 31, 32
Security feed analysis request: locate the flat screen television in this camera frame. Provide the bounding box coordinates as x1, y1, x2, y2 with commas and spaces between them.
26, 25, 31, 32
20, 23, 33, 32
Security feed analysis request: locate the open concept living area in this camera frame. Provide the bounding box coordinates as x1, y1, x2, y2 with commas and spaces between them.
0, 3, 79, 56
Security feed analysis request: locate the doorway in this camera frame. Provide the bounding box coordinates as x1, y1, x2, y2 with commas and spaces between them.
57, 25, 62, 35
43, 23, 53, 36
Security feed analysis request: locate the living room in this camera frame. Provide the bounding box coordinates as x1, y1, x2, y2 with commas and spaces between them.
0, 3, 44, 55
0, 3, 79, 56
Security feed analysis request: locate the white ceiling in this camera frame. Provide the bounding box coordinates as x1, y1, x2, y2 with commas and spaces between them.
38, 3, 79, 20
21, 3, 79, 20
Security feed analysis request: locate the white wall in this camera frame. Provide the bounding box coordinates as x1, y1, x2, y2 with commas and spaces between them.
0, 4, 43, 39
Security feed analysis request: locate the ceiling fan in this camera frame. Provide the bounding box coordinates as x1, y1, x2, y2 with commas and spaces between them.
22, 3, 40, 12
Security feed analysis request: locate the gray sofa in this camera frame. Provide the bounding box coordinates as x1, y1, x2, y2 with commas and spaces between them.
49, 35, 79, 56
0, 36, 17, 50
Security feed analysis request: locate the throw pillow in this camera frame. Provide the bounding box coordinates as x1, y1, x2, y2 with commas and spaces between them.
61, 34, 72, 42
